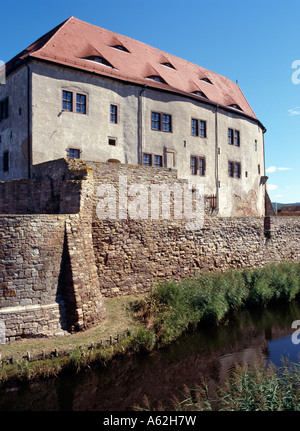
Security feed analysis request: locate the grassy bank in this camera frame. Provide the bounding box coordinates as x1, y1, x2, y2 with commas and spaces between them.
134, 261, 300, 346
1, 261, 300, 385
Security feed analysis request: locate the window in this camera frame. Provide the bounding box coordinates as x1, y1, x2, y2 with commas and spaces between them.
151, 112, 172, 132
154, 155, 163, 167
143, 153, 163, 167
255, 140, 257, 151
192, 119, 206, 137
62, 91, 73, 112
110, 104, 118, 123
108, 138, 117, 146
146, 75, 167, 84
228, 161, 241, 178
111, 45, 130, 53
234, 130, 240, 146
68, 148, 81, 159
143, 153, 152, 166
228, 128, 240, 146
0, 98, 9, 121
162, 114, 172, 132
3, 150, 9, 172
76, 94, 86, 114
191, 156, 206, 176
258, 164, 261, 175
62, 90, 87, 114
191, 91, 208, 99
85, 56, 114, 68
161, 62, 176, 69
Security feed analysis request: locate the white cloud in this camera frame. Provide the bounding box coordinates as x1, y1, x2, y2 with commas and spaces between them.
266, 166, 292, 173
267, 184, 278, 191
274, 194, 283, 198
288, 107, 300, 116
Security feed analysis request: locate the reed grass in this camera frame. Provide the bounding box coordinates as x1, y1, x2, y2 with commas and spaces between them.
133, 261, 300, 346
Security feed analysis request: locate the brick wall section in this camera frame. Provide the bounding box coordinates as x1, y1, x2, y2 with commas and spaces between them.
0, 158, 299, 340
85, 161, 300, 297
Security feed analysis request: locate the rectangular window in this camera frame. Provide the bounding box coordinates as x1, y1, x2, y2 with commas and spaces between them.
191, 119, 206, 137
62, 91, 73, 112
154, 155, 163, 167
0, 98, 9, 121
110, 104, 118, 123
228, 128, 233, 145
143, 153, 152, 166
151, 112, 172, 132
228, 128, 240, 146
258, 164, 261, 175
151, 112, 160, 130
162, 114, 172, 132
68, 148, 81, 159
76, 94, 86, 114
62, 90, 87, 114
228, 161, 241, 178
191, 156, 206, 176
199, 121, 206, 138
191, 119, 198, 136
234, 130, 240, 146
3, 151, 9, 172
198, 157, 206, 176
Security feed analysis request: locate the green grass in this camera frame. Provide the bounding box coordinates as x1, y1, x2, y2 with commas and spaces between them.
134, 261, 300, 347
170, 361, 300, 411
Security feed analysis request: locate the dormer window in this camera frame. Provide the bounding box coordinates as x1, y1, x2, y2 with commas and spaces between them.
161, 62, 176, 70
229, 104, 243, 111
191, 91, 208, 99
85, 55, 114, 68
111, 44, 130, 53
146, 75, 167, 84
200, 77, 212, 84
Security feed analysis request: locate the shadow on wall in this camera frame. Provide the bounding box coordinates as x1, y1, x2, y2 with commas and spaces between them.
57, 229, 79, 333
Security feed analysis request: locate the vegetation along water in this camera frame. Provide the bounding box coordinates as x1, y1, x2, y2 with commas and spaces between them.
1, 261, 300, 411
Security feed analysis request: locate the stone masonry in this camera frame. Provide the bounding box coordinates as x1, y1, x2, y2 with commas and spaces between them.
0, 158, 299, 340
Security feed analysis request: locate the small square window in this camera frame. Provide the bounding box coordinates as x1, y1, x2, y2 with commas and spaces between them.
68, 148, 80, 159
108, 138, 117, 146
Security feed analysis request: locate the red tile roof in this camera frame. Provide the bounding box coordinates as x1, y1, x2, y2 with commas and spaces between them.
7, 17, 261, 123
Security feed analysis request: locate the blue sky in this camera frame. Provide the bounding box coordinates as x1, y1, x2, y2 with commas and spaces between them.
0, 0, 299, 203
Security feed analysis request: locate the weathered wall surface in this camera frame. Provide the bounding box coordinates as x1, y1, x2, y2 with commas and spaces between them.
0, 158, 299, 340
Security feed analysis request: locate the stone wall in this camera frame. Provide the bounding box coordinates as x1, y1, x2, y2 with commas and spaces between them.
0, 158, 299, 340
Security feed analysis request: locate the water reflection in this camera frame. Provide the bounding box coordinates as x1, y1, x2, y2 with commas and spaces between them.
1, 301, 300, 411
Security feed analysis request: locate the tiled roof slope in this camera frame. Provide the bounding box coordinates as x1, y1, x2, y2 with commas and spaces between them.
8, 16, 259, 121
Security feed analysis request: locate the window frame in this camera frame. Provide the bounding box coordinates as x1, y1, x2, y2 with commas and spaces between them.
228, 160, 241, 179
191, 118, 207, 138
190, 155, 206, 176
62, 89, 88, 115
67, 147, 82, 159
110, 104, 119, 124
151, 111, 172, 133
228, 128, 240, 146
142, 152, 164, 167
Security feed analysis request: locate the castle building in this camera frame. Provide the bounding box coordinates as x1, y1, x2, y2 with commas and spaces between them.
0, 17, 267, 216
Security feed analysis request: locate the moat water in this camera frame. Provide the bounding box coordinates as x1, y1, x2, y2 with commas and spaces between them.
1, 301, 300, 411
